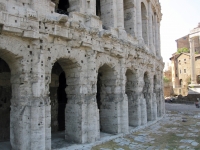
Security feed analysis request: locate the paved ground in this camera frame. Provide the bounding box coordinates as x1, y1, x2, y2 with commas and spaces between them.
92, 103, 200, 150
1, 103, 200, 150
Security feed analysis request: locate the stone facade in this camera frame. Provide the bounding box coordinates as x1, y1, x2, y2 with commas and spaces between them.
0, 0, 164, 149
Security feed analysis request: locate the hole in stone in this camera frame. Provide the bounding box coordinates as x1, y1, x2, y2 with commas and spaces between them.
55, 0, 70, 15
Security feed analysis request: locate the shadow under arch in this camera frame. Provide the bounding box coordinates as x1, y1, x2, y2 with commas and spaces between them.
50, 57, 84, 147
0, 48, 22, 149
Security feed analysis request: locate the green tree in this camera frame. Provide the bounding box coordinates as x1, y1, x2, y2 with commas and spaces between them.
163, 76, 170, 83
176, 47, 189, 54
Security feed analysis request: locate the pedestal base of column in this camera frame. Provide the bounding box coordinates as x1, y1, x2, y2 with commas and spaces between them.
187, 84, 200, 101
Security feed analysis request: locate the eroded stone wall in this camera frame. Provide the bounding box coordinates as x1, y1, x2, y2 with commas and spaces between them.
0, 0, 164, 149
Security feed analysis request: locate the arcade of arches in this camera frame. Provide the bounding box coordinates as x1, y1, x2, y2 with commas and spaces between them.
0, 0, 164, 149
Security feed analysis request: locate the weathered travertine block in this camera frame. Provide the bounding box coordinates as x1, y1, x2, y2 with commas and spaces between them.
0, 0, 164, 149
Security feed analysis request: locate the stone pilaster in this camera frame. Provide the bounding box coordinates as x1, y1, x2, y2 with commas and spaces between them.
117, 0, 124, 29
157, 22, 161, 57
86, 50, 100, 142
148, 1, 153, 52
140, 96, 147, 125
136, 0, 143, 42
154, 14, 159, 56
119, 59, 129, 133
190, 38, 197, 85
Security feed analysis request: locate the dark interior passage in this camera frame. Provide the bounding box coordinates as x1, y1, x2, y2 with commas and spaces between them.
57, 72, 67, 131
53, 0, 70, 15
96, 72, 102, 110
96, 72, 102, 131
96, 0, 101, 17
51, 62, 67, 132
0, 58, 11, 141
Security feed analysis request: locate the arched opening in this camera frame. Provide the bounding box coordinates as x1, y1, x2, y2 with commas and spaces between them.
52, 0, 70, 15
143, 72, 151, 122
0, 58, 11, 147
96, 64, 117, 134
125, 69, 138, 127
124, 0, 135, 36
141, 2, 148, 44
96, 0, 101, 17
179, 79, 182, 87
51, 62, 67, 149
50, 62, 67, 134
51, 58, 81, 148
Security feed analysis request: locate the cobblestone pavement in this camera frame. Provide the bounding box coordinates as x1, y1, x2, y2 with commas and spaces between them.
92, 103, 200, 150
1, 103, 200, 150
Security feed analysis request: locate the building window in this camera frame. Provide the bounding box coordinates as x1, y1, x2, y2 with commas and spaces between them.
180, 70, 181, 74
184, 69, 186, 73
179, 89, 181, 94
179, 60, 181, 62
184, 59, 186, 61
176, 74, 178, 77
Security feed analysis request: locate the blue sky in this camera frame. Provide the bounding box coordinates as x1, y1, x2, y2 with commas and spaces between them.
159, 0, 200, 67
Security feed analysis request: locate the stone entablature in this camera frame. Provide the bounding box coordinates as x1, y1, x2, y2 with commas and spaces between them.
0, 0, 164, 149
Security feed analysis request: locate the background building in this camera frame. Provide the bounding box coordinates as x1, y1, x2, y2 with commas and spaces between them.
170, 23, 200, 96
163, 63, 173, 97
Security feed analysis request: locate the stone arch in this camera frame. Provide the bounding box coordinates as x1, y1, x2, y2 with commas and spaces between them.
96, 54, 119, 74
96, 63, 118, 134
49, 56, 84, 145
141, 2, 148, 45
123, 0, 135, 36
0, 48, 23, 149
125, 68, 140, 127
142, 71, 152, 123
